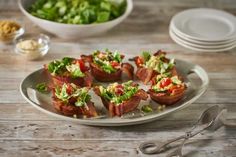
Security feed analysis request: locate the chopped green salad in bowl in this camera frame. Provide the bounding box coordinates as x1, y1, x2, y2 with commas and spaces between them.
18, 0, 133, 39
29, 0, 127, 24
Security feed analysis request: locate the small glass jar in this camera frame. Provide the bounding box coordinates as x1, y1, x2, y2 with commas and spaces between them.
0, 20, 25, 44
14, 34, 50, 61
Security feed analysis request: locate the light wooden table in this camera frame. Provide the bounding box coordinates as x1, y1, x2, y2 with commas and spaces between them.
0, 0, 236, 157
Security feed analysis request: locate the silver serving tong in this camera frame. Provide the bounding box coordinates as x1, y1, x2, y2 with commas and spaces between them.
166, 106, 226, 157
139, 105, 234, 156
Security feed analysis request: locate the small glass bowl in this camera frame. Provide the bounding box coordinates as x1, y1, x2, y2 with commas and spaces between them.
0, 20, 25, 44
14, 34, 50, 61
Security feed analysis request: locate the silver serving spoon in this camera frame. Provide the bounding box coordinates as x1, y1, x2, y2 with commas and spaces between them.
139, 105, 222, 155
166, 107, 225, 157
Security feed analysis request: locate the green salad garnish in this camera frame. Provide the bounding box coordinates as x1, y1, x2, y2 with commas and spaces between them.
141, 105, 153, 113
93, 49, 123, 73
143, 52, 175, 74
99, 81, 139, 105
152, 74, 183, 93
47, 57, 85, 78
55, 83, 91, 107
29, 0, 127, 24
142, 51, 151, 62
36, 82, 48, 93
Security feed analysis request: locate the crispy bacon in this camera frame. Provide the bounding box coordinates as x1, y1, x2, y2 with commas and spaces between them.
132, 50, 180, 84
90, 62, 122, 82
52, 98, 98, 117
94, 87, 148, 117
81, 54, 93, 63
154, 50, 166, 56
133, 56, 144, 68
44, 60, 92, 88
121, 63, 134, 79
148, 85, 185, 105
81, 54, 133, 82
135, 89, 149, 100
49, 72, 92, 88
136, 67, 154, 84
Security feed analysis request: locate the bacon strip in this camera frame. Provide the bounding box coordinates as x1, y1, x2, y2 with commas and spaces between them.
81, 54, 93, 63
136, 67, 153, 84
121, 62, 134, 79
44, 60, 92, 88
90, 62, 122, 82
52, 98, 98, 117
153, 50, 166, 56
49, 72, 92, 88
148, 85, 185, 105
94, 87, 148, 117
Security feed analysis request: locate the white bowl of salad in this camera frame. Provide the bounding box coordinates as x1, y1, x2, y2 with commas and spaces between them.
18, 0, 133, 39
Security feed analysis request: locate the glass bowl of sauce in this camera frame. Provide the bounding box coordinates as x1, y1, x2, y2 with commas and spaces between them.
14, 34, 50, 60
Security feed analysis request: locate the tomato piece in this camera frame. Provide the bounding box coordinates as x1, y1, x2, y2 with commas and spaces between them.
66, 84, 74, 95
160, 78, 172, 88
110, 61, 120, 67
135, 57, 144, 67
115, 85, 124, 95
75, 59, 87, 72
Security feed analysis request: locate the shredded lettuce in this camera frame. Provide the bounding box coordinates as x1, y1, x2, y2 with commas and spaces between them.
145, 55, 175, 74
55, 83, 91, 106
142, 51, 151, 62
36, 82, 48, 93
47, 57, 74, 75
141, 105, 153, 113
66, 64, 85, 78
152, 75, 183, 93
92, 50, 123, 73
99, 81, 139, 105
47, 57, 85, 78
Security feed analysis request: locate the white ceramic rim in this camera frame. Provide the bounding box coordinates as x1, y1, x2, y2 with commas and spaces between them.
169, 29, 236, 52
170, 24, 236, 45
171, 8, 236, 42
170, 28, 236, 49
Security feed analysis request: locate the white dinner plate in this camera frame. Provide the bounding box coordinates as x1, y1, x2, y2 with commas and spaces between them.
171, 8, 236, 42
20, 57, 209, 126
169, 29, 236, 52
170, 24, 236, 45
170, 29, 236, 49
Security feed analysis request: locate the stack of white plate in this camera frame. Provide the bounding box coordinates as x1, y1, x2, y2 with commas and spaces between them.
169, 8, 236, 52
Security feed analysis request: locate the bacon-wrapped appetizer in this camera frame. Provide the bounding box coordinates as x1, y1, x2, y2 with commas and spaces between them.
44, 57, 92, 87
148, 74, 186, 105
94, 81, 148, 117
52, 83, 98, 117
133, 50, 177, 84
81, 50, 134, 82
